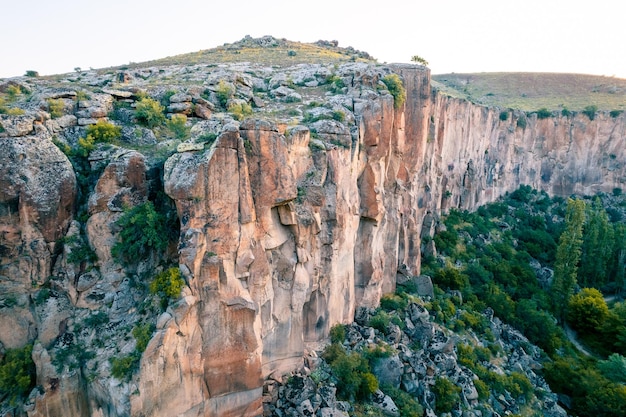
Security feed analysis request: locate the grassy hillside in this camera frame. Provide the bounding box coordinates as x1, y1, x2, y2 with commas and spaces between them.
433, 72, 626, 112
130, 36, 375, 69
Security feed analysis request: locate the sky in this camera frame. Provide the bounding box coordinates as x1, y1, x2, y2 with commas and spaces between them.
1, 0, 624, 79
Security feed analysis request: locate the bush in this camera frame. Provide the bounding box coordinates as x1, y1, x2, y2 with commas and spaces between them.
111, 201, 168, 265
150, 267, 185, 307
0, 344, 35, 405
47, 98, 65, 119
166, 114, 190, 139
322, 343, 378, 401
499, 110, 509, 121
24, 70, 39, 77
368, 310, 392, 334
536, 108, 552, 119
110, 353, 138, 381
583, 105, 598, 121
86, 120, 121, 143
326, 75, 346, 94
132, 323, 155, 353
227, 102, 252, 120
382, 74, 406, 109
135, 97, 166, 128
215, 80, 235, 108
329, 324, 346, 344
562, 107, 572, 117
433, 376, 461, 413
610, 110, 623, 118
516, 116, 527, 129
381, 384, 424, 417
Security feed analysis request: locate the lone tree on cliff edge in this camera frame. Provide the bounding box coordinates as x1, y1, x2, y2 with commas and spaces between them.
411, 55, 429, 67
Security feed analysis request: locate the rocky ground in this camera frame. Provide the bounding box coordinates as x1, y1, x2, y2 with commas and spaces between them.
265, 289, 568, 417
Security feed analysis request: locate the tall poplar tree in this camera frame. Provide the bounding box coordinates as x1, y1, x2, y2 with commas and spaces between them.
579, 197, 614, 288
551, 198, 586, 321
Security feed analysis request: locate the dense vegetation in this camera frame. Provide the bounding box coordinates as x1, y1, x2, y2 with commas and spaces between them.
424, 185, 626, 416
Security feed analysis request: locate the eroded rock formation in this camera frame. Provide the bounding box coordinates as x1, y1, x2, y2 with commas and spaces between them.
1, 51, 625, 416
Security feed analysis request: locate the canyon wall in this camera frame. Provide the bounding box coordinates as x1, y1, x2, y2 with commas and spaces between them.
1, 62, 626, 417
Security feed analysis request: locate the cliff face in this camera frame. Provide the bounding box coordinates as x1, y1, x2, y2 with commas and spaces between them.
425, 95, 626, 212
1, 59, 626, 417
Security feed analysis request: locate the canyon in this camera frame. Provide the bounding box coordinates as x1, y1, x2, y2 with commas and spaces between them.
1, 41, 625, 416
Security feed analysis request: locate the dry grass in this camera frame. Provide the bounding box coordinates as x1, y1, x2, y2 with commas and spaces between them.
433, 72, 626, 111
133, 40, 374, 69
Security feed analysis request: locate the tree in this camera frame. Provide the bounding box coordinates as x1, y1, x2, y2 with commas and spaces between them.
0, 344, 35, 405
567, 288, 609, 332
411, 55, 429, 66
609, 223, 626, 294
599, 354, 626, 384
579, 198, 614, 288
551, 198, 586, 320
112, 201, 168, 265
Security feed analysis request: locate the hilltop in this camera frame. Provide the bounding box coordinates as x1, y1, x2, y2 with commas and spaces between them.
433, 72, 626, 112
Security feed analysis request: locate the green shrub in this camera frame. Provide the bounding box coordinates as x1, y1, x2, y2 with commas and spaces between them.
326, 75, 346, 94
368, 310, 392, 334
0, 344, 35, 405
132, 323, 155, 353
6, 85, 22, 100
561, 107, 572, 117
24, 70, 39, 77
84, 311, 109, 327
227, 102, 252, 120
111, 201, 168, 265
329, 324, 346, 344
47, 98, 65, 119
379, 294, 408, 312
86, 120, 121, 143
499, 110, 509, 121
322, 343, 378, 401
76, 135, 95, 157
583, 105, 598, 121
610, 109, 623, 118
516, 116, 527, 129
331, 110, 345, 122
433, 376, 461, 413
166, 114, 190, 139
536, 108, 552, 119
381, 384, 424, 417
66, 238, 97, 265
110, 353, 138, 381
135, 97, 166, 128
197, 132, 218, 145
215, 80, 235, 108
150, 267, 185, 306
382, 74, 406, 109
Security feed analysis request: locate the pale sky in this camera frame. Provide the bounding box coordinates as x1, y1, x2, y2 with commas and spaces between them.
1, 0, 624, 79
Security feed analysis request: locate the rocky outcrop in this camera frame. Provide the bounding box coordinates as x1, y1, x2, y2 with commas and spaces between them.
0, 134, 76, 349
2, 47, 626, 416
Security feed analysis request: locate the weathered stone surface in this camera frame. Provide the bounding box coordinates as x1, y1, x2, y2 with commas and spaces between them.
0, 114, 35, 136
0, 53, 621, 417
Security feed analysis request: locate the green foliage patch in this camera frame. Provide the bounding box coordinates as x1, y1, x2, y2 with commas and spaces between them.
111, 202, 168, 265
135, 97, 166, 128
0, 344, 35, 405
382, 74, 406, 109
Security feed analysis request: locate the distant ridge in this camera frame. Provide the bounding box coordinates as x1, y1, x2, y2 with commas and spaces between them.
433, 72, 626, 111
